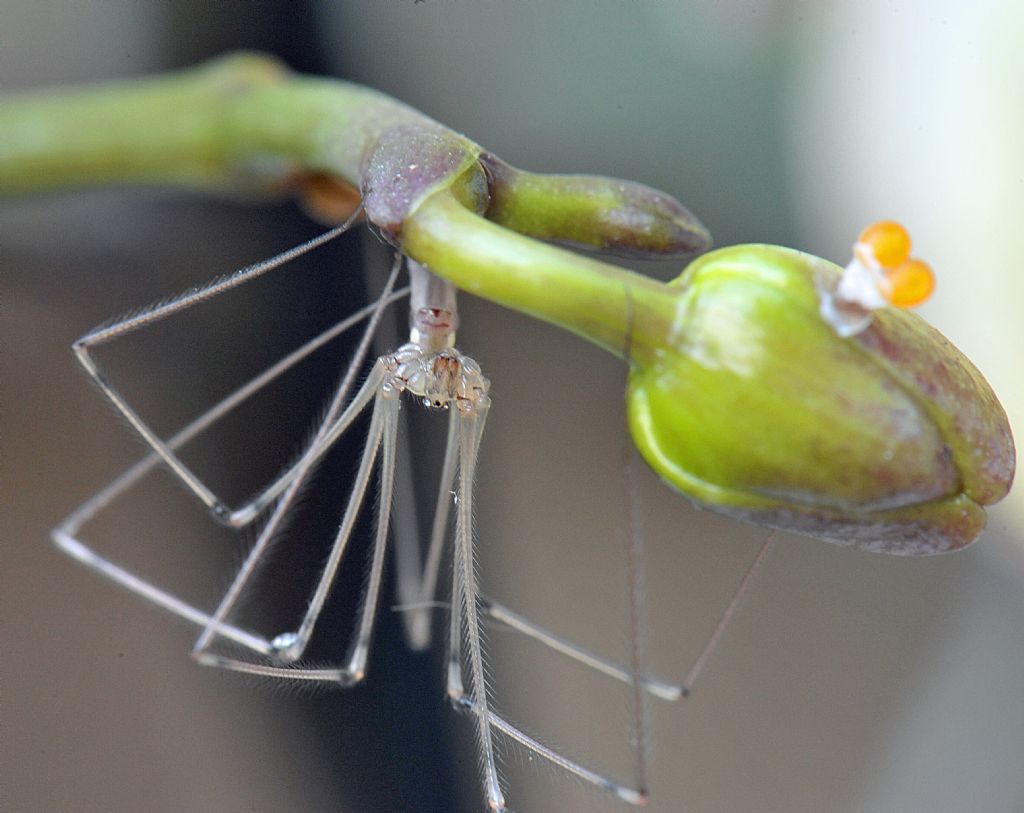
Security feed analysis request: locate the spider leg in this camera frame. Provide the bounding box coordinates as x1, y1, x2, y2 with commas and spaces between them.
445, 394, 651, 807
259, 376, 400, 675
194, 374, 402, 686
478, 597, 683, 701
53, 285, 409, 544
395, 405, 460, 651
439, 391, 773, 809
51, 267, 403, 661
678, 533, 775, 696
54, 235, 408, 677
190, 360, 386, 659
475, 532, 775, 701
69, 208, 398, 528
53, 360, 385, 667
53, 532, 275, 655
444, 449, 648, 805
448, 395, 506, 811
205, 248, 405, 527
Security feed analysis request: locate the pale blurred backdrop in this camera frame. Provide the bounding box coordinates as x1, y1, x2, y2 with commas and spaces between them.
3, 2, 1023, 813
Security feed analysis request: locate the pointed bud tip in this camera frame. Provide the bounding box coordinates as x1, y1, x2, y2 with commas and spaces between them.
599, 181, 711, 257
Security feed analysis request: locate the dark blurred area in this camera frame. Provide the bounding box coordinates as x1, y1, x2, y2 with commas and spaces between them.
3, 3, 1023, 813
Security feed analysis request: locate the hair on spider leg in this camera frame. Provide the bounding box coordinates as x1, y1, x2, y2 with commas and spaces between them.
252, 669, 343, 701
204, 395, 358, 601
56, 210, 384, 545
74, 264, 405, 680
218, 432, 394, 665
199, 637, 352, 700
209, 506, 312, 637
80, 217, 363, 348
489, 707, 633, 809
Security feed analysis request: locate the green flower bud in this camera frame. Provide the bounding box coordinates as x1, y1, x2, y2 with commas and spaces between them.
627, 244, 1015, 555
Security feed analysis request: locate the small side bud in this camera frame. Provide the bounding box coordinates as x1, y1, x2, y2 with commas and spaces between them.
479, 153, 710, 258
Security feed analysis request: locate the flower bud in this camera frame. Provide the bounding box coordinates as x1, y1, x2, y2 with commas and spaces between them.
627, 244, 1015, 554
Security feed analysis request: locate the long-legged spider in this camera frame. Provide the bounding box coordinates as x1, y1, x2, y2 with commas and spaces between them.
52, 209, 772, 811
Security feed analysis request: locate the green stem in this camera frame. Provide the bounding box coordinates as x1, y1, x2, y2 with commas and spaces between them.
403, 189, 680, 365
0, 53, 694, 364
0, 53, 442, 194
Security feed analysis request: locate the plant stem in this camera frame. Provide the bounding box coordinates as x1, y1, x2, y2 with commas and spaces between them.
0, 52, 691, 365
404, 189, 680, 365
0, 53, 443, 195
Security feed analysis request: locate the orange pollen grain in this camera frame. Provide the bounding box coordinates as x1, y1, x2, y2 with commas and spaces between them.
858, 220, 912, 268
883, 258, 935, 308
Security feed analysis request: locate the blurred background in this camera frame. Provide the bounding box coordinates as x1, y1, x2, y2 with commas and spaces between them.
3, 2, 1023, 812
